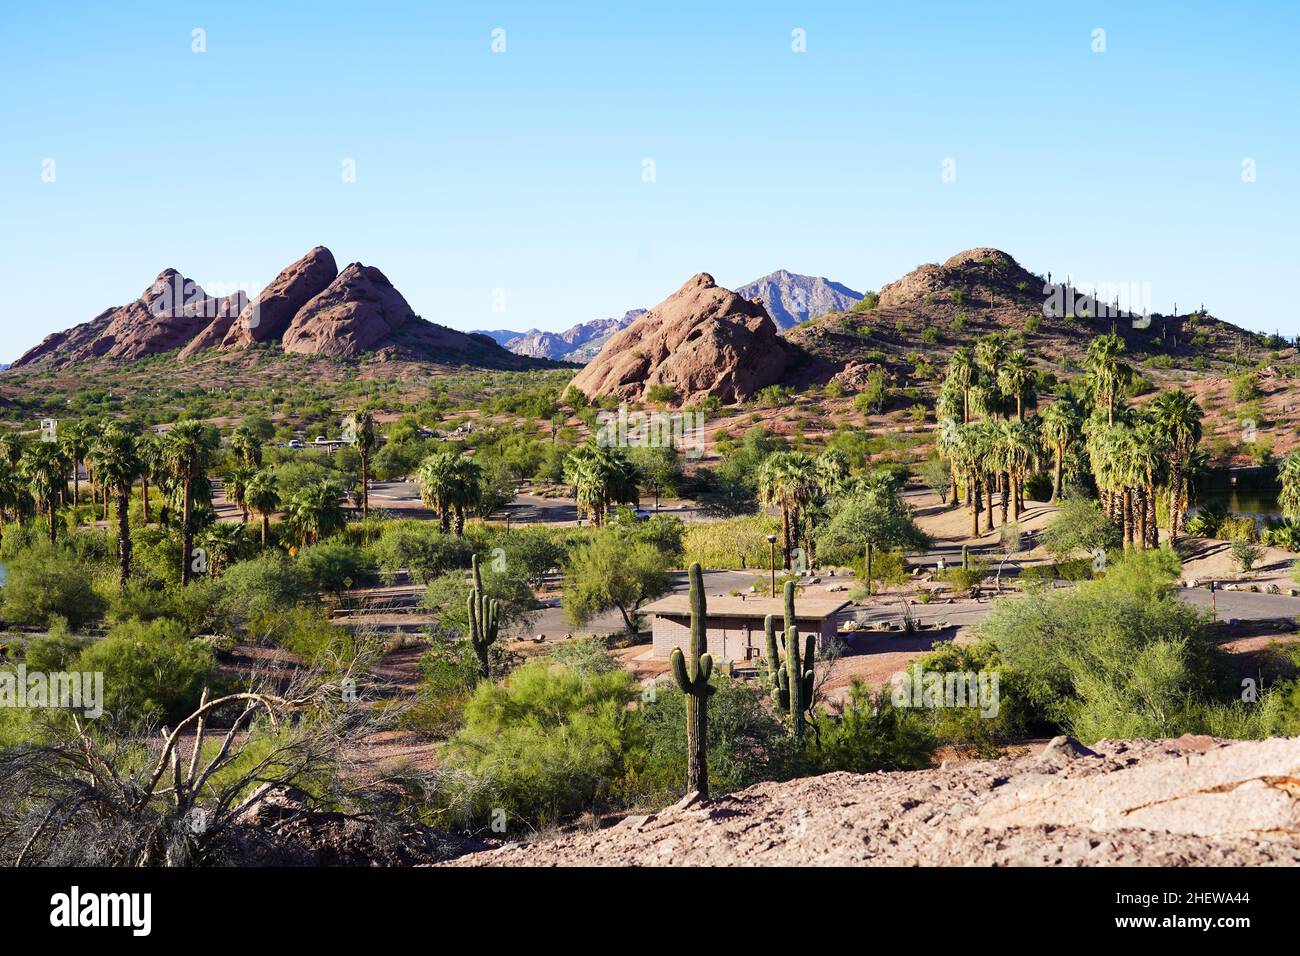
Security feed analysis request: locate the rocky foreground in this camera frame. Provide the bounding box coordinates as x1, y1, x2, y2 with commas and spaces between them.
449, 736, 1300, 866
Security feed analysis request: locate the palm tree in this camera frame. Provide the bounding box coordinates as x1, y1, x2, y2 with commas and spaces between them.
997, 350, 1034, 419
199, 522, 244, 577
229, 424, 263, 469
245, 470, 280, 549
946, 348, 976, 423
816, 449, 851, 498
354, 410, 377, 518
57, 421, 89, 506
951, 423, 987, 536
1040, 396, 1083, 503
975, 334, 1007, 389
0, 431, 24, 468
20, 440, 70, 545
285, 479, 346, 548
758, 451, 817, 568
225, 465, 256, 523
936, 416, 962, 507
1131, 419, 1166, 549
1279, 451, 1300, 523
1150, 388, 1203, 543
1085, 333, 1131, 426
136, 432, 162, 525
163, 420, 218, 585
562, 442, 638, 528
88, 425, 143, 585
0, 458, 22, 550
996, 420, 1039, 522
416, 452, 457, 532
448, 455, 483, 535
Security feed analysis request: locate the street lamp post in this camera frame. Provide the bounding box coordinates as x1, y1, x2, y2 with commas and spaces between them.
766, 534, 777, 598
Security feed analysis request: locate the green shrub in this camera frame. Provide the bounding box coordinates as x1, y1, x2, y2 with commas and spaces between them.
436, 661, 644, 829
803, 682, 935, 774
296, 539, 376, 596
75, 618, 221, 724
369, 521, 475, 585
639, 674, 798, 801
1040, 496, 1121, 560
908, 641, 1025, 757
0, 541, 107, 628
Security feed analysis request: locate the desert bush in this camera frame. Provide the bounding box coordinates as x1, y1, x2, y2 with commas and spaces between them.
1230, 537, 1263, 573
1040, 496, 1121, 561
295, 539, 376, 597
906, 640, 1025, 757
435, 662, 644, 829
1184, 500, 1228, 537
803, 682, 935, 774
976, 549, 1230, 742
369, 521, 475, 585
75, 618, 222, 724
639, 674, 799, 801
0, 541, 107, 628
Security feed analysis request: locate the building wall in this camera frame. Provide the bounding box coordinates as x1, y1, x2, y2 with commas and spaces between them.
651, 613, 839, 661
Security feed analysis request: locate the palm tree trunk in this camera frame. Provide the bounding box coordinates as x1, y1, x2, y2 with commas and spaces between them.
985, 473, 994, 531
1135, 487, 1148, 549
454, 503, 465, 536
971, 477, 981, 536
261, 511, 270, 549
360, 453, 369, 518
47, 495, 57, 545
999, 473, 1009, 525
1168, 462, 1183, 543
116, 487, 132, 586
1146, 481, 1159, 548
1123, 488, 1134, 547
180, 479, 193, 585
141, 476, 151, 524
1051, 444, 1063, 502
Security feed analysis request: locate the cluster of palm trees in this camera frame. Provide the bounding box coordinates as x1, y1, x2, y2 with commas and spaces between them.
415, 451, 485, 534
756, 448, 854, 569
936, 334, 1044, 537
0, 413, 366, 588
561, 441, 638, 528
1085, 387, 1203, 548
935, 330, 1205, 548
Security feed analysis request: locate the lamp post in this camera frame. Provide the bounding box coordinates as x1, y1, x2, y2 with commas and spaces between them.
766, 533, 777, 598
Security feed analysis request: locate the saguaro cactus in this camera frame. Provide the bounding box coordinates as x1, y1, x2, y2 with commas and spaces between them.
767, 581, 815, 737
467, 553, 499, 678
670, 562, 715, 799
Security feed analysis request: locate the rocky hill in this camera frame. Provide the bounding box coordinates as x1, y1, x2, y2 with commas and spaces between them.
14, 247, 531, 370
783, 247, 1271, 390
735, 269, 862, 330
449, 735, 1300, 866
569, 273, 798, 403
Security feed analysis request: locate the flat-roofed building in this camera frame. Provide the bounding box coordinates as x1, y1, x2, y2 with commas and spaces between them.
641, 594, 850, 662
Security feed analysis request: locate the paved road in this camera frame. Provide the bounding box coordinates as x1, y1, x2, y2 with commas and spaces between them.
368, 481, 707, 527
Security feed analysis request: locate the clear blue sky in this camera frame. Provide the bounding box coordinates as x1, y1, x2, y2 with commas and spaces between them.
1, 1, 1297, 362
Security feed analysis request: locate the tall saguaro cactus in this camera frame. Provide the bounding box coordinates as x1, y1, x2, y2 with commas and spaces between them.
766, 580, 815, 737
467, 553, 499, 678
670, 562, 715, 799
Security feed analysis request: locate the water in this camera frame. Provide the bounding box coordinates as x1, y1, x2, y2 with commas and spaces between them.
1194, 488, 1281, 521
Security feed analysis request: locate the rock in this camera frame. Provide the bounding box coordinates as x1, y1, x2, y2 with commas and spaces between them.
445, 737, 1300, 867
569, 273, 794, 403
221, 245, 339, 348
832, 360, 893, 394
14, 270, 246, 368
1267, 584, 1282, 595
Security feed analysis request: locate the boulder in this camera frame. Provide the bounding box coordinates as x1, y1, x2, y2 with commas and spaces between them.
569, 273, 793, 403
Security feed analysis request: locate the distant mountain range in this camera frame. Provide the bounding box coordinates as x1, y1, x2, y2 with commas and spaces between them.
479, 270, 861, 362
